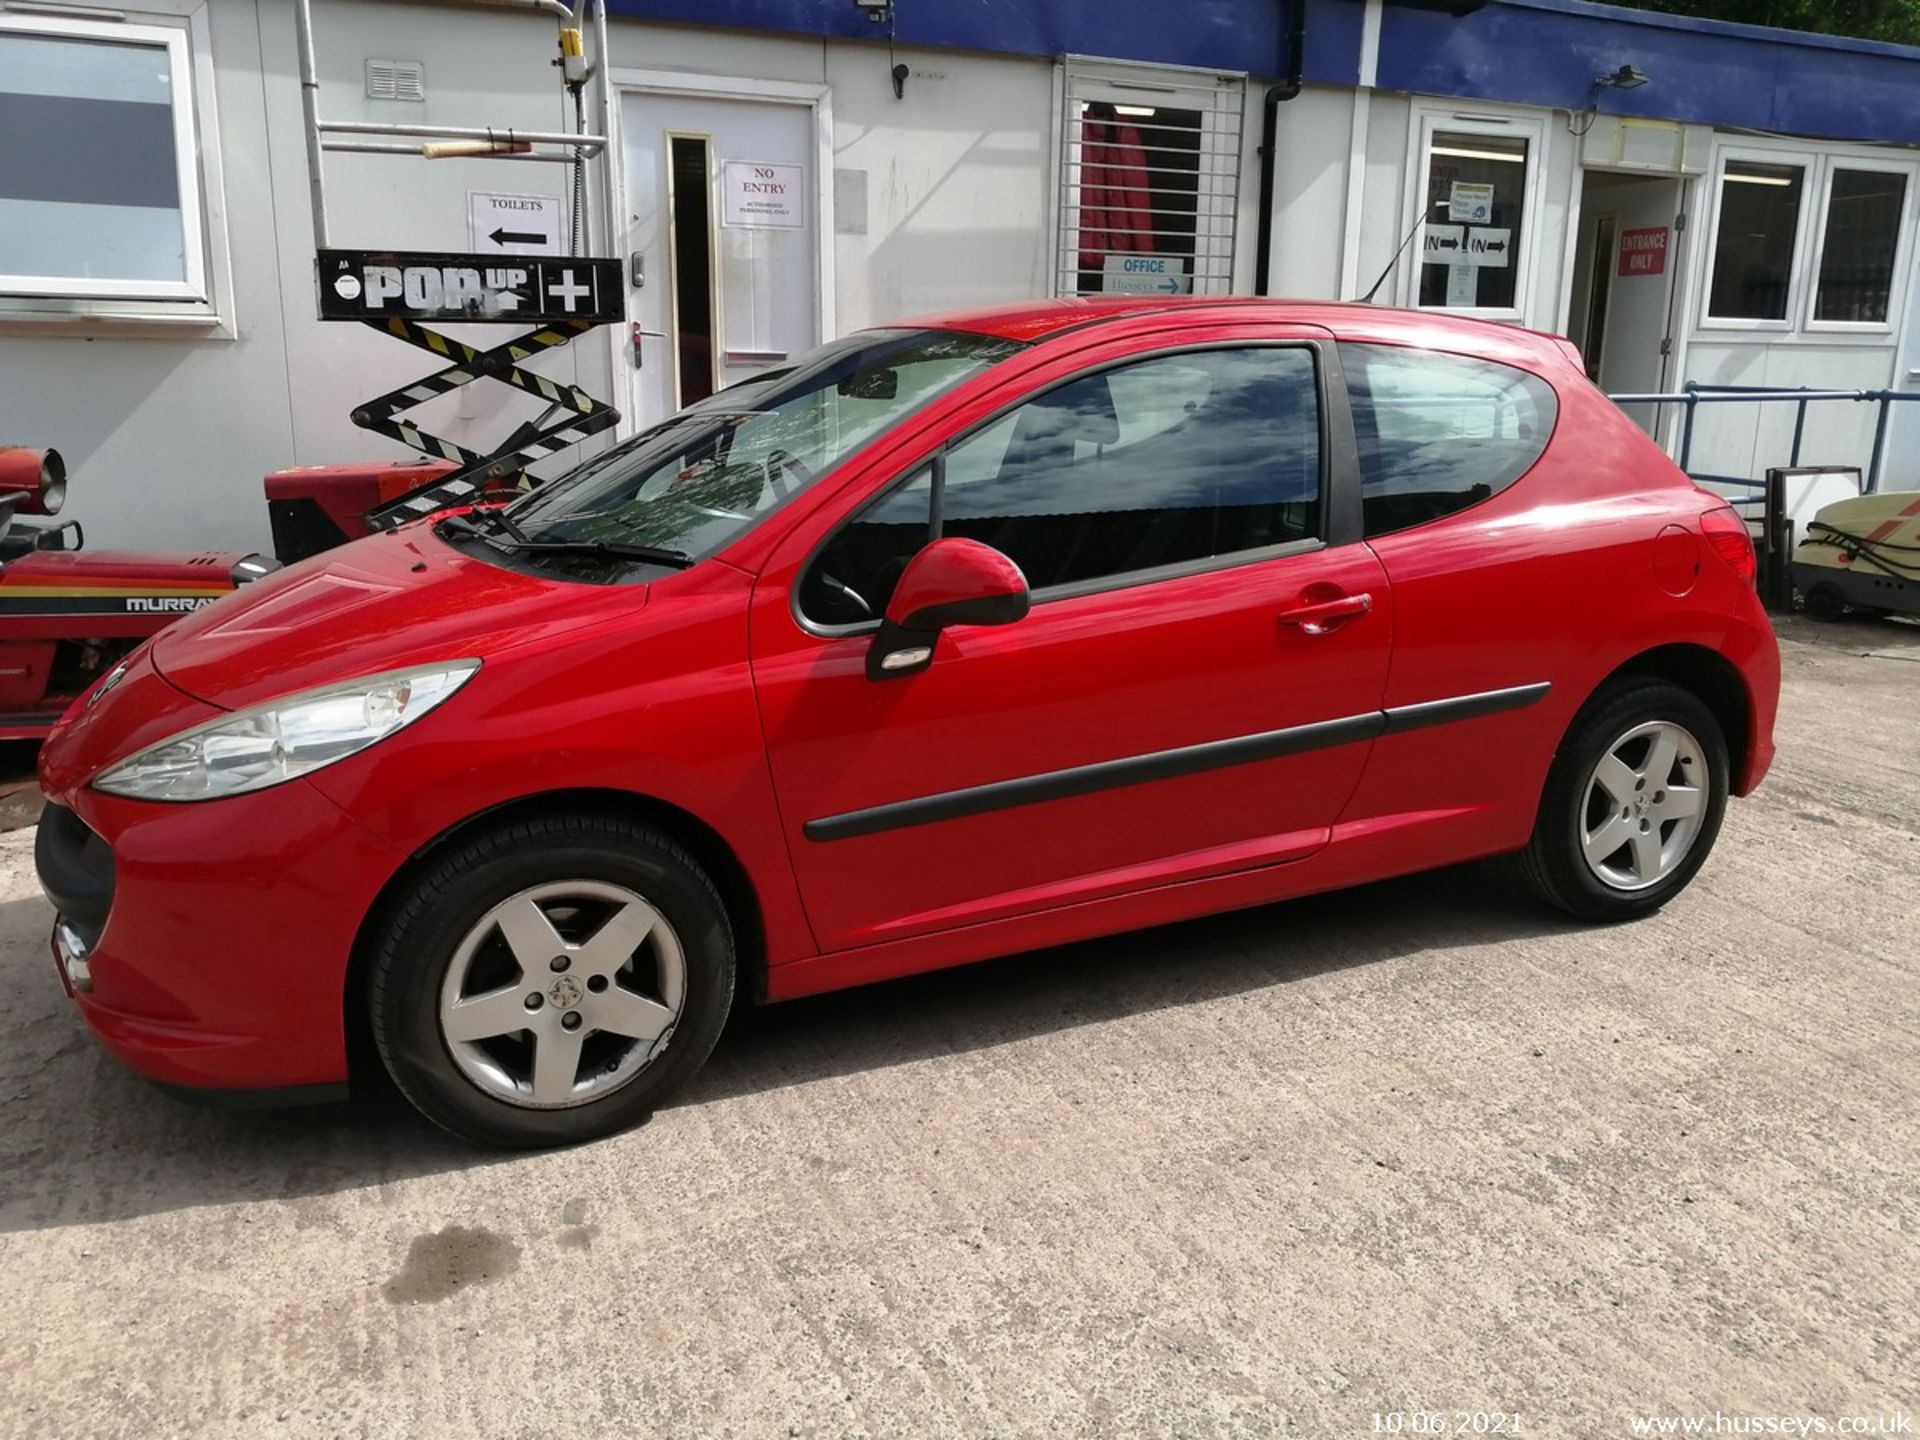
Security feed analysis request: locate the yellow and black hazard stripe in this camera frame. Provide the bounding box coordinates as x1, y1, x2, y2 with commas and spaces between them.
350, 317, 621, 532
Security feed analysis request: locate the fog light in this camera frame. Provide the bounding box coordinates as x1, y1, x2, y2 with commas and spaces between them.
54, 919, 94, 993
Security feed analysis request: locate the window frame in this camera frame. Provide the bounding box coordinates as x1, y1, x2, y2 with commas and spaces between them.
1400, 106, 1549, 325
1803, 153, 1918, 337
1051, 56, 1251, 300
0, 6, 230, 325
1697, 146, 1816, 334
792, 338, 1355, 638
1337, 339, 1562, 541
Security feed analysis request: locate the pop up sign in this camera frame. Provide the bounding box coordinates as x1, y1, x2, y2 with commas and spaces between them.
316, 250, 623, 324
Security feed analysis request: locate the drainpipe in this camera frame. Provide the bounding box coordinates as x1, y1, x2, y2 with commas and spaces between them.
1253, 0, 1307, 296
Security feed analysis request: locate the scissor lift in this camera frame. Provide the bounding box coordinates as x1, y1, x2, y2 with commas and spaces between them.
291, 0, 625, 541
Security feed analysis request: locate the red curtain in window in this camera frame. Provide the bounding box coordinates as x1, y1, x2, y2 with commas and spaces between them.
1078, 103, 1152, 281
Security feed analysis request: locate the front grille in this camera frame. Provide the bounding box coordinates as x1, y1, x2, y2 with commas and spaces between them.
34, 801, 115, 947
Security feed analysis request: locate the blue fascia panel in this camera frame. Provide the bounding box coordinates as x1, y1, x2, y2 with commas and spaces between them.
603, 0, 1300, 77
1376, 0, 1920, 146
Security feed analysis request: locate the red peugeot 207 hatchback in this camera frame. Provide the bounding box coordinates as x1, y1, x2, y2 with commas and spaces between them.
36, 299, 1778, 1147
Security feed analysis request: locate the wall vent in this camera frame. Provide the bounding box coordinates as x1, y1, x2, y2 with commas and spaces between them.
365, 59, 426, 103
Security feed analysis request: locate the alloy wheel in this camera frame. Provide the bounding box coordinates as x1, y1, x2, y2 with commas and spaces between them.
437, 880, 686, 1109
1579, 719, 1710, 892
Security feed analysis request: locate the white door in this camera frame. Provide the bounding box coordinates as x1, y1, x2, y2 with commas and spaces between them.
1572, 171, 1686, 439
620, 90, 822, 428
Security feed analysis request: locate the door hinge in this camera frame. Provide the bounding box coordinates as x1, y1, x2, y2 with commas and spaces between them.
1673, 211, 1687, 233
1659, 337, 1673, 357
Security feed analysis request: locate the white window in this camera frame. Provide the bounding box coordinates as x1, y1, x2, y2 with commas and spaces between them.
1055, 58, 1246, 299
1810, 161, 1913, 330
1697, 145, 1916, 338
0, 11, 221, 311
1403, 108, 1547, 323
1704, 157, 1809, 326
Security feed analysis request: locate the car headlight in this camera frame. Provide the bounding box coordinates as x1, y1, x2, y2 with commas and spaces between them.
93, 660, 480, 803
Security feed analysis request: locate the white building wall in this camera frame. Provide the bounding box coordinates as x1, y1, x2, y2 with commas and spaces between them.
1264, 86, 1357, 301
0, 2, 1074, 552
1, 0, 293, 553
820, 43, 1056, 325
1669, 132, 1920, 493
6, 1, 1917, 556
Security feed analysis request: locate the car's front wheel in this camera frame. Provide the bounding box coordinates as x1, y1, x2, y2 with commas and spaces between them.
1517, 679, 1730, 922
368, 813, 735, 1148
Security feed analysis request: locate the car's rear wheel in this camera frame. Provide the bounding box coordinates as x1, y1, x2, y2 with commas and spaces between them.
1516, 679, 1730, 922
369, 814, 734, 1148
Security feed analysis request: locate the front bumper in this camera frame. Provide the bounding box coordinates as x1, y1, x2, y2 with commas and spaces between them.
34, 781, 406, 1095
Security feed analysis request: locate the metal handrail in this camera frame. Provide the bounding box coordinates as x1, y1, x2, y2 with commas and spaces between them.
1608, 382, 1920, 496
295, 0, 617, 254
317, 120, 606, 150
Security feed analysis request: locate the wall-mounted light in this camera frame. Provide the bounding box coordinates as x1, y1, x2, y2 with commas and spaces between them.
1596, 63, 1650, 90
852, 0, 907, 100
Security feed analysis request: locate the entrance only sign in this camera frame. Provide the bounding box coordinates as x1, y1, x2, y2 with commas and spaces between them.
1618, 226, 1669, 278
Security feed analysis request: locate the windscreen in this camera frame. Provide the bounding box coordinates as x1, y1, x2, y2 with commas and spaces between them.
503, 329, 1024, 564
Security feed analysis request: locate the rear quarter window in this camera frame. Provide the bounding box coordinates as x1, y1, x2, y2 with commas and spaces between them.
1340, 342, 1558, 538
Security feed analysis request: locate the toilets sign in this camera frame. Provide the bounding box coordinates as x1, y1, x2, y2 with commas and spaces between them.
722, 161, 805, 229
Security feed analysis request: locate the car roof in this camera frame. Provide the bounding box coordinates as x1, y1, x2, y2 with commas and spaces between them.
899, 296, 1580, 369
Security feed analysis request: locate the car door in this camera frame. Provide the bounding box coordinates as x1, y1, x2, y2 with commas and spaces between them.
747, 327, 1395, 953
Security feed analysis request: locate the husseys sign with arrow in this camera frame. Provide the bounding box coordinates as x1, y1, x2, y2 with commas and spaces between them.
1102, 255, 1192, 296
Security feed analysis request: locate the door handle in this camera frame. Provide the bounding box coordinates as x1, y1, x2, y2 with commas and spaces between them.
1276, 591, 1372, 636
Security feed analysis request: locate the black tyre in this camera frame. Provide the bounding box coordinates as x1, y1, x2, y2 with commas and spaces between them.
369, 813, 735, 1148
1802, 581, 1846, 623
1516, 679, 1730, 923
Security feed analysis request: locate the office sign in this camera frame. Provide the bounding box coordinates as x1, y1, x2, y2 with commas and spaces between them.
1102, 254, 1191, 295
316, 250, 623, 323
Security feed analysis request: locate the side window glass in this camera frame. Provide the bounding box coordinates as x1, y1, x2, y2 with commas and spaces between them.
941, 347, 1322, 593
797, 346, 1323, 627
799, 466, 933, 627
1341, 342, 1557, 538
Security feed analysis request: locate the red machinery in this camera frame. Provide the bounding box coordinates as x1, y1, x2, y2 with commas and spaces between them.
0, 448, 279, 739
264, 459, 458, 562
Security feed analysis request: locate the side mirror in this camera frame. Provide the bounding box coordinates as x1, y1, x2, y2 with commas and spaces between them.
866, 537, 1029, 680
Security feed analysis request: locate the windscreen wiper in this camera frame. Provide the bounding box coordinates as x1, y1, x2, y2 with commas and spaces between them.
492, 536, 697, 568
437, 514, 693, 569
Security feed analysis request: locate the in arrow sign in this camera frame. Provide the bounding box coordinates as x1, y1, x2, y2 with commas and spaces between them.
490, 227, 546, 247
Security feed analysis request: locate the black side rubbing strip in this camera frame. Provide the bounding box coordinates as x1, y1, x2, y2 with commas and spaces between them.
1379, 681, 1551, 734
802, 681, 1551, 843
805, 713, 1385, 842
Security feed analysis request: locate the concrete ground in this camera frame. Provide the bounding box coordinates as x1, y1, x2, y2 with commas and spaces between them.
0, 616, 1914, 1439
